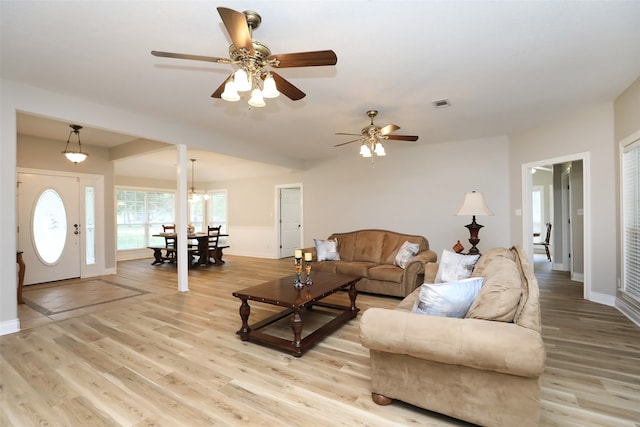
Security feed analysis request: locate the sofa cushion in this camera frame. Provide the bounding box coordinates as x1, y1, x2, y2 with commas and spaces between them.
314, 238, 341, 261
381, 233, 426, 265
435, 250, 480, 283
336, 261, 376, 277
353, 230, 386, 263
466, 256, 523, 322
368, 264, 404, 283
471, 247, 514, 277
394, 241, 420, 269
412, 277, 484, 318
313, 260, 338, 273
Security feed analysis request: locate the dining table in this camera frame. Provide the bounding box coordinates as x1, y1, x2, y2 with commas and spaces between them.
152, 231, 229, 266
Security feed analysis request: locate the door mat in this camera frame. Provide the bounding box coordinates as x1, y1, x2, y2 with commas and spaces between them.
23, 279, 148, 316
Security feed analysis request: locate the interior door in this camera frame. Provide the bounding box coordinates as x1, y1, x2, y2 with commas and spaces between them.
279, 187, 301, 258
18, 173, 81, 285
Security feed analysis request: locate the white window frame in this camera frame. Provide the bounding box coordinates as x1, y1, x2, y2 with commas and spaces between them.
621, 136, 640, 302
115, 186, 175, 251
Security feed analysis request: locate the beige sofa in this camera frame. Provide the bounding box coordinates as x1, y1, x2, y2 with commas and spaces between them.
359, 246, 545, 427
304, 229, 437, 297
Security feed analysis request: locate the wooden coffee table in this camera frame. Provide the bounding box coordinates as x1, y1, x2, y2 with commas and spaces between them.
232, 271, 360, 357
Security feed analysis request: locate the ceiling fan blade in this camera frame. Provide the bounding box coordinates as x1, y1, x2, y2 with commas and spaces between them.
151, 50, 231, 64
386, 134, 419, 141
211, 74, 233, 98
217, 7, 255, 56
379, 124, 401, 135
268, 50, 337, 68
271, 72, 306, 100
334, 139, 361, 147
335, 132, 361, 136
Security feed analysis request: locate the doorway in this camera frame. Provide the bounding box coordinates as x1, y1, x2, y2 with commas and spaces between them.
276, 184, 302, 258
18, 172, 82, 284
17, 169, 104, 285
523, 153, 591, 299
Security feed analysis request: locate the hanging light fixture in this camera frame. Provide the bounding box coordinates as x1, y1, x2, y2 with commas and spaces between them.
188, 159, 209, 203
62, 124, 88, 163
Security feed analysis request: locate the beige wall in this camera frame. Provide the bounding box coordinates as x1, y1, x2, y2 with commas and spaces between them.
509, 102, 616, 299
614, 75, 640, 142
614, 75, 640, 321
211, 135, 511, 257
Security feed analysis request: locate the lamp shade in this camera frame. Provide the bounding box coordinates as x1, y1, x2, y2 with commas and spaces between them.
233, 68, 251, 92
221, 80, 240, 101
64, 151, 88, 163
360, 144, 372, 157
248, 88, 265, 107
262, 74, 280, 98
454, 191, 494, 216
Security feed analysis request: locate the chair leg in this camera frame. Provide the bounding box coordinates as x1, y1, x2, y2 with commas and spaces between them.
545, 245, 551, 262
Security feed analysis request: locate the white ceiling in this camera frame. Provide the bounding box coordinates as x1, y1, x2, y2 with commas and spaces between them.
3, 1, 640, 181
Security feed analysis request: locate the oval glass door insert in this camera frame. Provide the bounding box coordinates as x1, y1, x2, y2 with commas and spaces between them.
33, 189, 67, 265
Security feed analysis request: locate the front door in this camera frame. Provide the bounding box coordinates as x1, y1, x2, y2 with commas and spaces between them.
17, 173, 81, 285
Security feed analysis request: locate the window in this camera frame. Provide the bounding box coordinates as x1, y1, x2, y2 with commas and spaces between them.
622, 139, 640, 301
116, 189, 174, 250
85, 186, 96, 265
188, 190, 228, 234
208, 190, 228, 233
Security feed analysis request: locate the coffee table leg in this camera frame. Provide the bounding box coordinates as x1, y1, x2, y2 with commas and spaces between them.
348, 281, 359, 316
290, 308, 303, 357
237, 298, 251, 340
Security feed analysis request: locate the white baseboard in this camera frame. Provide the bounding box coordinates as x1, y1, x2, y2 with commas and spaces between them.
616, 296, 640, 328
571, 272, 584, 282
589, 291, 616, 307
0, 318, 20, 336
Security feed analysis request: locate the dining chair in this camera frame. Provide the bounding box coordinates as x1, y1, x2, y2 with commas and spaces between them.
162, 224, 177, 262
207, 225, 222, 264
534, 222, 552, 262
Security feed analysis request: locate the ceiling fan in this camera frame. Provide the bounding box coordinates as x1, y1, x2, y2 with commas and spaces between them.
151, 7, 337, 106
335, 110, 419, 157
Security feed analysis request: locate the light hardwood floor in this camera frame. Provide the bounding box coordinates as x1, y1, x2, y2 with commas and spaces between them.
2, 254, 639, 426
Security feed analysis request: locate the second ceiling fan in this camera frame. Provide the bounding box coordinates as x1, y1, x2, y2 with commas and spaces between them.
335, 110, 419, 157
151, 7, 337, 106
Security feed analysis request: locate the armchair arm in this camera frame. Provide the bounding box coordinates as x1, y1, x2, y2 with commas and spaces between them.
401, 249, 438, 294
359, 308, 545, 378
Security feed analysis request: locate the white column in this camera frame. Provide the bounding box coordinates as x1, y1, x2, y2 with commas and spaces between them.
176, 144, 189, 292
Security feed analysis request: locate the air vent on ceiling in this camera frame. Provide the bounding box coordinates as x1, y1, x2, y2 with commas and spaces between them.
432, 98, 450, 109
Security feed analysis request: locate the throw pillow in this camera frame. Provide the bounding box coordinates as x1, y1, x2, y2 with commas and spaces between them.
465, 256, 523, 322
435, 249, 480, 283
394, 241, 420, 269
412, 277, 484, 318
314, 238, 341, 261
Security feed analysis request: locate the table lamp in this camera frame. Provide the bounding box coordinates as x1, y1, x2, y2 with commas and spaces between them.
454, 191, 494, 255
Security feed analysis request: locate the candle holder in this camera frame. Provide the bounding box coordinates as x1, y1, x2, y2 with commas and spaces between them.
305, 259, 313, 285
293, 256, 304, 288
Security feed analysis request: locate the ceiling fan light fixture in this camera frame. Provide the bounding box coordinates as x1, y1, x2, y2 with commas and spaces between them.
221, 79, 240, 101
262, 74, 280, 98
360, 144, 372, 157
374, 142, 386, 156
248, 88, 265, 107
233, 68, 251, 92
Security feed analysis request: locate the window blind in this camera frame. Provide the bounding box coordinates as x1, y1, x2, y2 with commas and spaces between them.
622, 139, 640, 301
